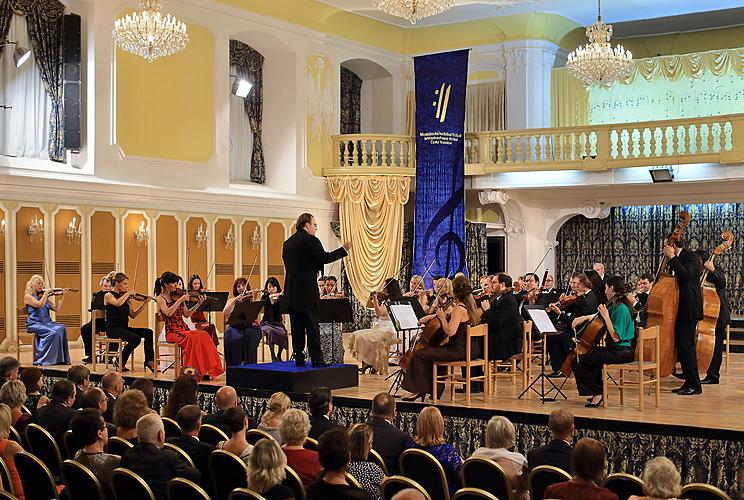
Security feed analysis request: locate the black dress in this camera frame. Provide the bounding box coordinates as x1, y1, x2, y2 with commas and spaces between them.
105, 293, 154, 366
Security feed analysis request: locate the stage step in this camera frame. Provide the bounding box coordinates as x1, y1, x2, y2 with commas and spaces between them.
728, 321, 744, 353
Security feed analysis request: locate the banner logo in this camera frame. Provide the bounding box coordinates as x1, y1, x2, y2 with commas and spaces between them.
433, 83, 452, 123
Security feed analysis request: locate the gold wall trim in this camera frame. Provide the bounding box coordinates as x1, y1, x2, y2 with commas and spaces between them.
17, 261, 43, 275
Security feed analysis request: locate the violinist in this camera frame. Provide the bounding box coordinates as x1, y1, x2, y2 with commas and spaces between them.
321, 276, 344, 298
425, 278, 453, 313
694, 250, 729, 386
317, 275, 327, 297
80, 274, 112, 364
23, 275, 71, 366
628, 273, 653, 327
520, 273, 541, 309
104, 272, 155, 372
222, 277, 262, 366
570, 276, 635, 407
403, 274, 430, 310
401, 275, 478, 402
260, 277, 288, 362
480, 273, 522, 364
538, 275, 560, 306
187, 275, 218, 346
319, 276, 344, 364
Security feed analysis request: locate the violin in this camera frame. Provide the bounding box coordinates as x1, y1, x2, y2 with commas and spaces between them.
130, 292, 154, 302
366, 289, 389, 308
42, 287, 78, 296
236, 288, 262, 302
171, 288, 213, 304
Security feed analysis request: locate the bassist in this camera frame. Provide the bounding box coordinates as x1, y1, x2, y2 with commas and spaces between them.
695, 250, 730, 385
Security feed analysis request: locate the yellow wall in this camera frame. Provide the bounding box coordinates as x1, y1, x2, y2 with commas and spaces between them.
468, 70, 500, 82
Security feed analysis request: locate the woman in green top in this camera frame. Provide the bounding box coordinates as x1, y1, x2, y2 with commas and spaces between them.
571, 275, 636, 407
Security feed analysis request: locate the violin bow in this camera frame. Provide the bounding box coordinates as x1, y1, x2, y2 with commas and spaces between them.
412, 258, 437, 294
529, 243, 553, 280
563, 254, 580, 295
204, 257, 217, 290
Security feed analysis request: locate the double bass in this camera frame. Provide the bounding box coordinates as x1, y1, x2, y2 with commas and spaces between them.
695, 231, 735, 372
645, 211, 691, 377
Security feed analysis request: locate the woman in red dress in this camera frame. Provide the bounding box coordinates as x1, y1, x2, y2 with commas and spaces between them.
155, 271, 224, 381
187, 274, 219, 346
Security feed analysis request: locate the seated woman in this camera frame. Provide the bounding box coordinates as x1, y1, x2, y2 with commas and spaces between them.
258, 391, 291, 442
104, 272, 155, 372
156, 271, 224, 381
223, 277, 262, 366
0, 381, 32, 434
629, 456, 682, 500
346, 278, 402, 375
319, 276, 345, 365
307, 427, 368, 500
406, 406, 462, 494
164, 374, 198, 419
23, 275, 70, 366
403, 274, 430, 310
544, 437, 618, 500
348, 423, 385, 500
248, 438, 295, 500
187, 274, 219, 346
71, 408, 120, 500
280, 408, 321, 487
471, 416, 528, 499
113, 389, 150, 442
129, 378, 155, 410
19, 367, 49, 413
80, 275, 112, 364
260, 277, 289, 362
0, 403, 24, 499
571, 276, 636, 407
216, 406, 253, 464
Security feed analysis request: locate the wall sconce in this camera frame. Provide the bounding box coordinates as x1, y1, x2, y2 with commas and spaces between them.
223, 224, 235, 250
195, 223, 208, 248
251, 226, 262, 250
0, 219, 5, 237
66, 216, 82, 245
27, 214, 44, 242
134, 220, 149, 246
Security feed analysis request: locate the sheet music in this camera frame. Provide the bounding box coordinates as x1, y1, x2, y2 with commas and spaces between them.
526, 308, 558, 334
389, 304, 420, 330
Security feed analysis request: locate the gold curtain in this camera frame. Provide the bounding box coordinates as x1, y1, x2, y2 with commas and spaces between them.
328, 176, 410, 306
405, 91, 416, 137
465, 81, 505, 132
550, 68, 589, 127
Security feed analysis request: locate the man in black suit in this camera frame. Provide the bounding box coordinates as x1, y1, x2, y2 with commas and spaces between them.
592, 262, 608, 303
167, 404, 215, 495
203, 385, 241, 434
665, 239, 704, 395
695, 251, 730, 385
100, 371, 123, 423
367, 393, 409, 475
527, 408, 574, 475
81, 387, 117, 436
307, 386, 339, 440
283, 213, 351, 367
121, 413, 201, 500
67, 365, 90, 409
630, 273, 653, 327
481, 273, 523, 361
36, 379, 78, 449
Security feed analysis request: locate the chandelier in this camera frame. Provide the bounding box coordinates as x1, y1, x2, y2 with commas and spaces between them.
113, 0, 189, 63
566, 0, 633, 87
372, 0, 455, 24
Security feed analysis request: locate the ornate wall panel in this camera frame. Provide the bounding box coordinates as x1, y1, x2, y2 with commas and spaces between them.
123, 213, 150, 328
15, 207, 45, 333
54, 209, 82, 339
90, 211, 116, 285
213, 218, 236, 329
267, 222, 286, 288
241, 220, 261, 289
155, 215, 179, 278
186, 217, 208, 279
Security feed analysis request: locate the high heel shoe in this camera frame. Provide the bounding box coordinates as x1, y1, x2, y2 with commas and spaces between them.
585, 396, 603, 408
401, 393, 425, 402
144, 362, 154, 373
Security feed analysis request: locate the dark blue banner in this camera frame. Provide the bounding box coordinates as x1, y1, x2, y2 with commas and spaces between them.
413, 49, 469, 286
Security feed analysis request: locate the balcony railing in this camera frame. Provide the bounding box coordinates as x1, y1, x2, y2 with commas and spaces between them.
324, 134, 415, 176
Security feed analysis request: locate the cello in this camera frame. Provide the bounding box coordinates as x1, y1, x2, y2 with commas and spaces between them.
645, 211, 691, 377
398, 296, 456, 372
695, 231, 735, 372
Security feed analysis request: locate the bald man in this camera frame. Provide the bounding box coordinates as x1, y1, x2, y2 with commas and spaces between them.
203, 385, 250, 433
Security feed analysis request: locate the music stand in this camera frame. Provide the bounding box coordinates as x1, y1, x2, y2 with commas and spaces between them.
519, 306, 568, 402
385, 299, 422, 395
228, 300, 263, 328
584, 270, 604, 290
318, 298, 353, 364
196, 292, 228, 313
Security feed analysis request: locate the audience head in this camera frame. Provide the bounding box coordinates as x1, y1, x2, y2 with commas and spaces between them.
223, 406, 249, 436
548, 408, 574, 441
176, 404, 203, 435
164, 374, 198, 418
51, 379, 76, 406
485, 416, 516, 450
248, 438, 287, 494
308, 386, 332, 417
571, 437, 606, 482
261, 391, 291, 425
215, 386, 238, 411
317, 427, 350, 473
0, 404, 11, 440
641, 457, 682, 499
70, 408, 108, 447
114, 389, 149, 430
348, 423, 374, 462
414, 406, 445, 447
19, 366, 43, 395
67, 365, 90, 388
101, 371, 123, 396
371, 392, 396, 419
391, 489, 426, 500
279, 408, 311, 446
0, 380, 26, 410
81, 387, 107, 412
130, 378, 155, 407
0, 357, 19, 381
137, 413, 165, 447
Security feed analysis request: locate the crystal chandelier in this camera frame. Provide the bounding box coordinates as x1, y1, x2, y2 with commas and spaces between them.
113, 0, 189, 63
372, 0, 455, 24
566, 0, 633, 87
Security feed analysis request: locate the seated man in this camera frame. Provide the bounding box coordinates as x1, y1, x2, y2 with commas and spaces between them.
481, 273, 522, 362
203, 385, 249, 433
527, 408, 574, 475
36, 378, 77, 449
81, 387, 117, 435
166, 404, 215, 494
367, 392, 409, 475
308, 386, 339, 440
67, 365, 90, 409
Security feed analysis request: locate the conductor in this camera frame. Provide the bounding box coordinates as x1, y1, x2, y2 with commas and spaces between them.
283, 213, 352, 367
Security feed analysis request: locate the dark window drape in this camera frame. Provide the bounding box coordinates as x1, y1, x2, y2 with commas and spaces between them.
0, 2, 12, 61
340, 66, 362, 134
465, 221, 488, 280
229, 39, 265, 184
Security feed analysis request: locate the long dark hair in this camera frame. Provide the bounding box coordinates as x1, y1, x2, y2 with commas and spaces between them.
263, 277, 282, 296
605, 275, 633, 310
154, 271, 180, 296
382, 278, 402, 299
164, 374, 198, 419
188, 274, 203, 291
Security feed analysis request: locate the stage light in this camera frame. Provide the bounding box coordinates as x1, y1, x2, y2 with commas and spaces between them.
231, 78, 252, 98
650, 166, 674, 183
1, 41, 31, 68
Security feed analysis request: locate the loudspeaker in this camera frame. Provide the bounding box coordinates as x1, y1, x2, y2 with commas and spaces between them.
63, 14, 81, 151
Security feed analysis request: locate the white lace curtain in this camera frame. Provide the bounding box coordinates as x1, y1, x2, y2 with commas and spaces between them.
229, 65, 253, 182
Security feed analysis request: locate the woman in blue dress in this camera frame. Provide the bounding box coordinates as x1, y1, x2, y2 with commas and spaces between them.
23, 275, 70, 366
222, 277, 262, 366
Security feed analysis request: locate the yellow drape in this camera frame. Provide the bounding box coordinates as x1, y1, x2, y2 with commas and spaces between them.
405, 91, 416, 137
550, 69, 589, 127
327, 176, 410, 306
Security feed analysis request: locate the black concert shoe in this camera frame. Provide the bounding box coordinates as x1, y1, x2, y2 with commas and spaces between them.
671, 384, 691, 393
144, 361, 155, 373
584, 396, 603, 408
677, 387, 702, 395
700, 376, 719, 385
456, 383, 484, 394
671, 371, 686, 380
81, 356, 91, 364
547, 371, 565, 378
293, 353, 306, 367
401, 393, 425, 402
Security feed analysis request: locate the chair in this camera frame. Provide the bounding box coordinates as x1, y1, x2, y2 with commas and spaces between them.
247, 428, 275, 445
24, 423, 63, 478
283, 465, 306, 500
491, 320, 532, 389
14, 451, 59, 500
164, 442, 196, 467
7, 427, 22, 448
0, 491, 15, 500
433, 324, 489, 404
601, 472, 644, 500
91, 309, 131, 372
63, 429, 84, 459
451, 488, 498, 500
346, 472, 363, 489
303, 437, 318, 451
602, 325, 661, 410
461, 457, 513, 500
106, 436, 134, 455
154, 316, 183, 379
381, 476, 431, 500
113, 467, 156, 500
199, 424, 229, 445
167, 477, 211, 500
0, 455, 15, 496
61, 459, 106, 500
163, 416, 183, 439
724, 324, 730, 373
399, 448, 450, 500
209, 449, 248, 500
15, 311, 35, 364
369, 448, 388, 475
528, 465, 571, 500
680, 483, 731, 500
228, 488, 266, 500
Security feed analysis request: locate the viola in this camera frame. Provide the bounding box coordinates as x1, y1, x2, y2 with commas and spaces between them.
43, 287, 78, 296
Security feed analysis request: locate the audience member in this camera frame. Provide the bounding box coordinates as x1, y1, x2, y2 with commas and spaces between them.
203, 385, 239, 433
121, 413, 201, 500
100, 371, 123, 423
390, 489, 425, 500
0, 380, 32, 434
70, 408, 120, 500
348, 423, 385, 500
67, 365, 90, 409
0, 357, 19, 387
307, 427, 369, 500
472, 416, 528, 499
280, 408, 322, 487
409, 406, 462, 494
216, 405, 253, 463
114, 389, 150, 442
35, 378, 77, 449
166, 404, 215, 494
527, 408, 574, 475
164, 374, 198, 419
130, 378, 155, 409
629, 457, 682, 500
0, 404, 24, 499
368, 392, 409, 474
259, 391, 291, 442
81, 387, 117, 436
248, 438, 295, 500
308, 386, 339, 440
544, 437, 618, 500
19, 366, 48, 412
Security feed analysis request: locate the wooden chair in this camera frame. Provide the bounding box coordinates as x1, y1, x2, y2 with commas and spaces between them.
680, 483, 731, 500
0, 454, 15, 496
199, 424, 229, 446
164, 442, 196, 467
228, 488, 266, 500
369, 448, 388, 475
246, 428, 275, 445
209, 449, 248, 500
14, 451, 60, 500
601, 473, 644, 500
0, 490, 16, 500
433, 324, 489, 405
399, 448, 450, 500
451, 488, 498, 500
282, 465, 306, 500
113, 467, 156, 500
106, 436, 134, 455
154, 316, 183, 379
381, 476, 431, 500
16, 307, 35, 365
303, 437, 319, 451
461, 457, 513, 500
24, 423, 63, 478
167, 477, 211, 500
724, 324, 730, 373
528, 465, 571, 500
602, 325, 661, 410
163, 416, 183, 439
62, 459, 106, 500
91, 309, 131, 373
63, 429, 84, 460
491, 321, 532, 388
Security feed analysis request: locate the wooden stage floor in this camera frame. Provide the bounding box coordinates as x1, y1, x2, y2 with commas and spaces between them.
26, 342, 744, 433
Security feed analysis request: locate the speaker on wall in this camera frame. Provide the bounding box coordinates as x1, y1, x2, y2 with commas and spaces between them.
63, 13, 81, 151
